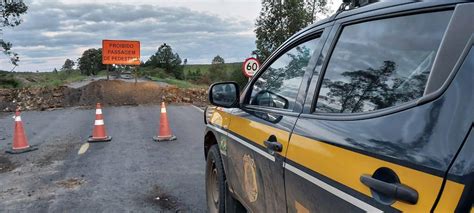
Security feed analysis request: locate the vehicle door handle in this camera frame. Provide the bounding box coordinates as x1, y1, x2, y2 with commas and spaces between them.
360, 174, 418, 204
264, 135, 282, 152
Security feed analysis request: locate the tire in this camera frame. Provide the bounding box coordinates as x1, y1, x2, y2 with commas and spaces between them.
206, 145, 246, 213
206, 145, 226, 213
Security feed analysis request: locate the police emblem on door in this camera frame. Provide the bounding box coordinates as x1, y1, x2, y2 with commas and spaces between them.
243, 154, 258, 202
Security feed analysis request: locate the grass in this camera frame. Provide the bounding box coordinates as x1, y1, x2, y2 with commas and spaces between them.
183, 62, 241, 75
0, 78, 20, 88
0, 70, 88, 88
140, 66, 208, 88
23, 71, 87, 88
148, 76, 205, 88
0, 62, 241, 89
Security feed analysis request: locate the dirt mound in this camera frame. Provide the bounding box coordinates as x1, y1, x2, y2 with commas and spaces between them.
0, 86, 66, 111
72, 80, 208, 106
0, 80, 208, 112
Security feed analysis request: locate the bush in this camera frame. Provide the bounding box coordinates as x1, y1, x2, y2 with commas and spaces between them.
229, 67, 249, 89
141, 67, 171, 79
0, 73, 21, 88
0, 78, 21, 88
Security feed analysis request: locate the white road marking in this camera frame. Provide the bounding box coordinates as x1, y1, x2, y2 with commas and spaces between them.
192, 105, 204, 113
78, 143, 90, 155
284, 163, 383, 213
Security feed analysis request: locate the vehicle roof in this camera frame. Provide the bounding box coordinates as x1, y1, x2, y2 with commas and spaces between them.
265, 0, 472, 68
336, 0, 472, 19
305, 0, 472, 30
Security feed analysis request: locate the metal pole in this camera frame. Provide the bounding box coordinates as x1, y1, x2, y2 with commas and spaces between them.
135, 66, 138, 84
106, 64, 110, 80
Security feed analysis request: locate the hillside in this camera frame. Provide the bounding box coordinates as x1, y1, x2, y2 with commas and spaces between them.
184, 62, 242, 75
0, 70, 88, 88
0, 62, 246, 89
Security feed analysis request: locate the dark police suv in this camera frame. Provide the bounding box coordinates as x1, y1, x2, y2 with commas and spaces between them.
204, 0, 474, 212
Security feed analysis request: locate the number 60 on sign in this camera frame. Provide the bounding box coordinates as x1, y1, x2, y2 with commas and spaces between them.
242, 57, 260, 78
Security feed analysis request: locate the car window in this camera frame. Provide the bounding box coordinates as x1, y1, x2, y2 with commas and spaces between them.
316, 11, 452, 113
249, 37, 320, 110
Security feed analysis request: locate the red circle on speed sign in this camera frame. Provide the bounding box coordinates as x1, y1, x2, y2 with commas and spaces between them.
242, 57, 260, 78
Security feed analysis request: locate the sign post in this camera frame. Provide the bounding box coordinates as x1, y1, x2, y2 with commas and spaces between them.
106, 64, 110, 80
242, 57, 260, 81
102, 40, 141, 81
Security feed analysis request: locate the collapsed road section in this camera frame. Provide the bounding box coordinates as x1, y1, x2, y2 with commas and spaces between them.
0, 80, 208, 112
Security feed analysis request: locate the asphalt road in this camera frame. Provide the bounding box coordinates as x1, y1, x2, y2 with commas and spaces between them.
0, 105, 206, 212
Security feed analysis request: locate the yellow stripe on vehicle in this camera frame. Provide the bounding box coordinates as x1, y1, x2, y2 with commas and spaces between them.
211, 109, 465, 211
433, 180, 465, 212
208, 124, 275, 161
286, 134, 465, 212
285, 162, 383, 212
209, 107, 231, 129
295, 200, 310, 213
227, 114, 291, 154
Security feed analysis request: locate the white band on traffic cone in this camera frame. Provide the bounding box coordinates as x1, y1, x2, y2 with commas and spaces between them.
95, 119, 104, 125
15, 116, 22, 122
161, 108, 166, 113
96, 109, 102, 115
13, 145, 29, 150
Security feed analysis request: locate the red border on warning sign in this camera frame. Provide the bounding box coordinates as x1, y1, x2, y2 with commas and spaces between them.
242, 57, 260, 78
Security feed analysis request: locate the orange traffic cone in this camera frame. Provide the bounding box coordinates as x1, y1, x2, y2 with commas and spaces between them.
153, 102, 176, 142
6, 108, 38, 154
88, 103, 112, 142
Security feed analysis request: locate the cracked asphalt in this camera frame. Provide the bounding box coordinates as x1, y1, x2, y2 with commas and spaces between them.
0, 105, 206, 212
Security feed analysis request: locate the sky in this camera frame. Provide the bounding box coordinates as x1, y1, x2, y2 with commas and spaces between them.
0, 0, 341, 72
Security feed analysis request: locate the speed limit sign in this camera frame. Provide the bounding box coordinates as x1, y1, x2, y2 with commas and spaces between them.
242, 57, 260, 78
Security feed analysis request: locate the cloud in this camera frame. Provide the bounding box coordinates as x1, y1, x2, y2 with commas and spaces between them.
1, 0, 257, 71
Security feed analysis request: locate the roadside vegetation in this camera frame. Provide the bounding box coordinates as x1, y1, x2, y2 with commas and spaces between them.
1, 0, 331, 90
0, 70, 89, 88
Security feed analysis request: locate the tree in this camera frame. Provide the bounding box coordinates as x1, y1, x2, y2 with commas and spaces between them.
61, 59, 75, 70
255, 45, 312, 93
188, 68, 202, 82
78, 48, 105, 76
52, 68, 58, 74
254, 0, 329, 62
254, 0, 286, 62
1, 0, 28, 67
306, 0, 330, 23
145, 43, 183, 79
183, 58, 188, 80
230, 66, 248, 89
211, 55, 225, 64
209, 55, 227, 82
323, 61, 397, 113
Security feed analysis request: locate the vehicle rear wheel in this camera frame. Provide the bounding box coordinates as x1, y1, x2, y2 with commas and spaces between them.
206, 145, 226, 213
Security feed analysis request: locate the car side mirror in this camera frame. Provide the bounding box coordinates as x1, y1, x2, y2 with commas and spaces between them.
209, 82, 240, 108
